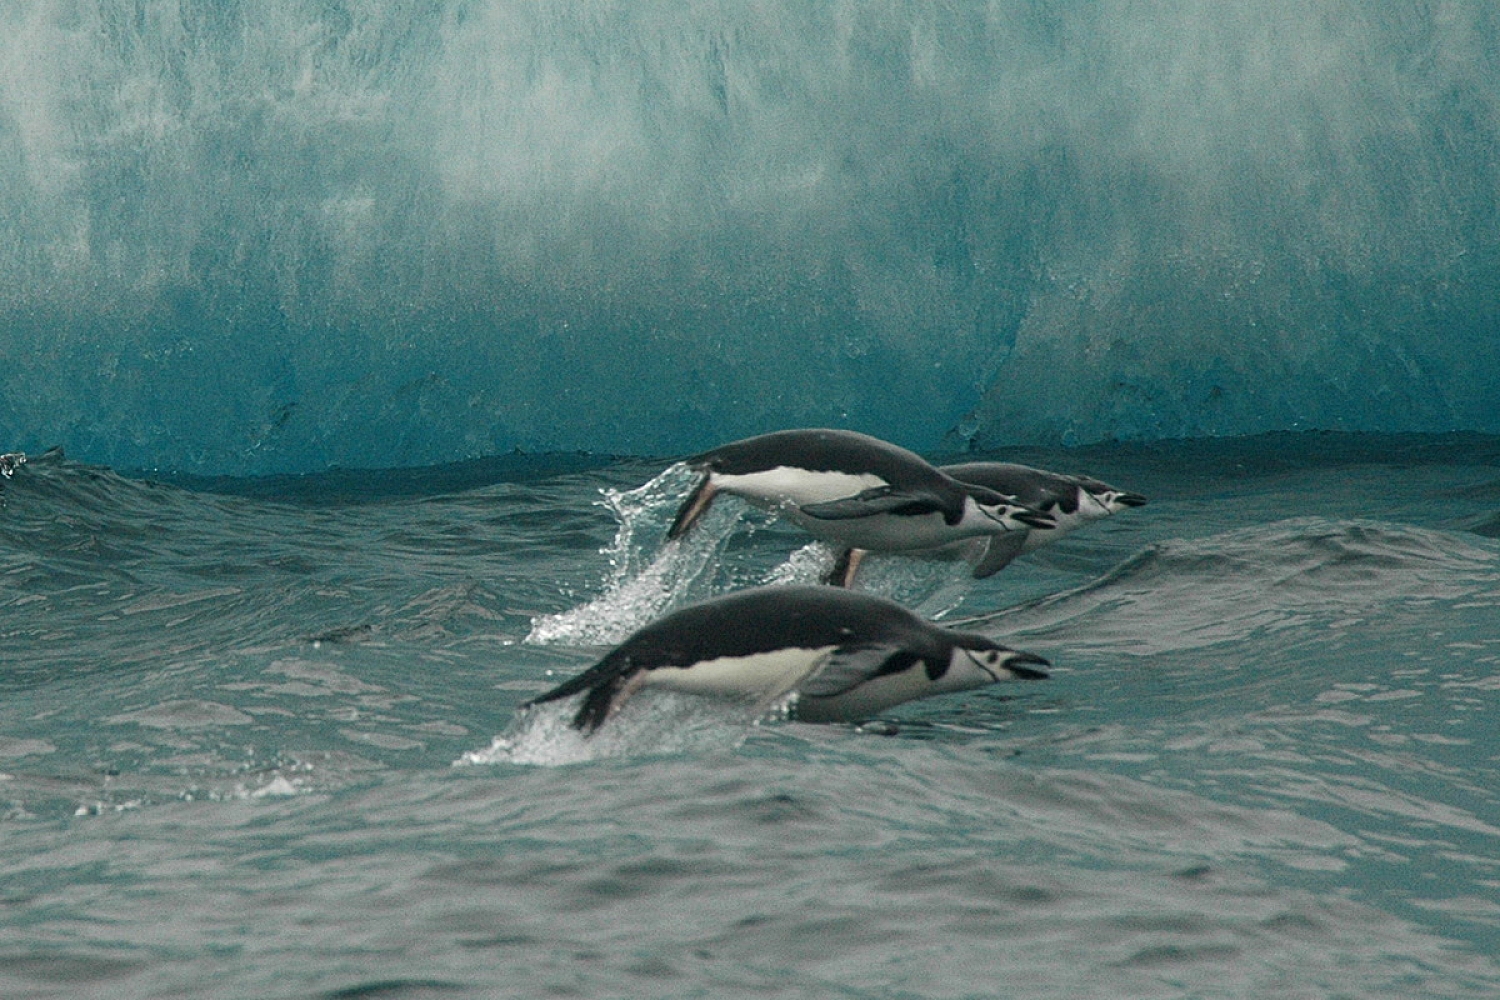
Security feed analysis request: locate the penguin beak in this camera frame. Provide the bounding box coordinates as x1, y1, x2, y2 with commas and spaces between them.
967, 485, 1042, 531
1012, 507, 1055, 530
1114, 492, 1149, 508
1003, 650, 1051, 680
981, 499, 1052, 530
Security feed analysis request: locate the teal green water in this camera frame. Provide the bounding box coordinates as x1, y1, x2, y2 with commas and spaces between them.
2, 435, 1498, 999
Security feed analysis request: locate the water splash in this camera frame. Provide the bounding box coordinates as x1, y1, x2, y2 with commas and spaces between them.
838, 553, 980, 620
456, 691, 788, 766
524, 463, 747, 645
760, 541, 837, 586
759, 541, 982, 619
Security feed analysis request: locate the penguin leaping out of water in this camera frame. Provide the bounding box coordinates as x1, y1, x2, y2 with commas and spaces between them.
521, 585, 1049, 733
827, 461, 1147, 587
666, 429, 1054, 555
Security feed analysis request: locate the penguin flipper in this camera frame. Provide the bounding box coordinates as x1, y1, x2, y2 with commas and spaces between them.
971, 532, 1028, 578
799, 487, 943, 521
797, 645, 920, 698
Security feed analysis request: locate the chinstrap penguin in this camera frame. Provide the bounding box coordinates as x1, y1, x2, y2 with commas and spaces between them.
521, 585, 1049, 733
666, 429, 1054, 554
828, 461, 1147, 586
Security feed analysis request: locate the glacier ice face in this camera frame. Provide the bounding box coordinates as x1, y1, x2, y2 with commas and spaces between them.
0, 2, 1496, 474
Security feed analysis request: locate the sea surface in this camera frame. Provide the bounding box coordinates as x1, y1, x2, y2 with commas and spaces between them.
1, 433, 1498, 999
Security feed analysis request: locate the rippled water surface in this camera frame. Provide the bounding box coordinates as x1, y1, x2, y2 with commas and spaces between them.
1, 434, 1498, 999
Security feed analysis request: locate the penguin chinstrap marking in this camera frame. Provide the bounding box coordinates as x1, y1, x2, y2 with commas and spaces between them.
520, 585, 1049, 734
828, 462, 1148, 586
665, 429, 1055, 554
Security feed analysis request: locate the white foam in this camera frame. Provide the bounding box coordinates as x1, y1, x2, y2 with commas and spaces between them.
525, 463, 746, 646
249, 775, 303, 798
456, 691, 789, 767
761, 541, 837, 586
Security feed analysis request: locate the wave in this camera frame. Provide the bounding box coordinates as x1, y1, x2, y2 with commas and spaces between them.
0, 450, 521, 688
964, 517, 1500, 656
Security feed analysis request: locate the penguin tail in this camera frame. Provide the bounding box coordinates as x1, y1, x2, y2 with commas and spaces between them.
523, 653, 647, 735
571, 683, 619, 733
522, 652, 634, 733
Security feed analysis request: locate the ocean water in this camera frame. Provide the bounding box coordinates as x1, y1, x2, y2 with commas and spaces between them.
5, 5, 1496, 996
1, 433, 1497, 999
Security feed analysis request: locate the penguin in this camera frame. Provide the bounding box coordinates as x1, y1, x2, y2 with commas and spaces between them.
828, 461, 1148, 586
665, 429, 1054, 554
521, 585, 1049, 733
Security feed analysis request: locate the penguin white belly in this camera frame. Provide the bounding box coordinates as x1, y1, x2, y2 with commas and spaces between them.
793, 664, 936, 722
712, 467, 888, 507
787, 508, 969, 551
642, 646, 837, 702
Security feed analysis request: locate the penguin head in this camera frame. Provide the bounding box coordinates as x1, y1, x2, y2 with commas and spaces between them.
1069, 476, 1147, 517
1100, 488, 1148, 512
944, 634, 1050, 687
964, 485, 1055, 532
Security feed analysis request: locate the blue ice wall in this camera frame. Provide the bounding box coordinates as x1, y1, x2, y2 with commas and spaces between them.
2, 2, 1497, 475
